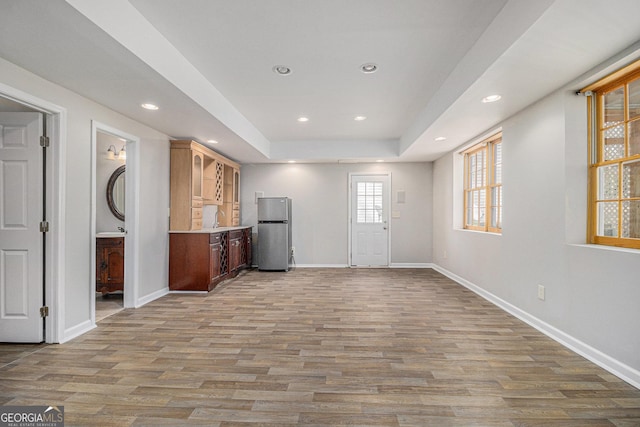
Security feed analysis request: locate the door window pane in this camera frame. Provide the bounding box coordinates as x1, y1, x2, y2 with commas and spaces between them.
356, 181, 383, 224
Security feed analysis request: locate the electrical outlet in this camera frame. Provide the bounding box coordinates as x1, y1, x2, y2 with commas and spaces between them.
537, 284, 545, 301
291, 247, 295, 256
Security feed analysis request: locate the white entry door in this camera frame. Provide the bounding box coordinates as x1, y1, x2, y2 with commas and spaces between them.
350, 173, 390, 267
0, 112, 44, 342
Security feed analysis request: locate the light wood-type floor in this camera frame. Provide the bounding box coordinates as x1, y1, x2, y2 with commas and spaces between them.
1, 268, 639, 426
96, 292, 124, 322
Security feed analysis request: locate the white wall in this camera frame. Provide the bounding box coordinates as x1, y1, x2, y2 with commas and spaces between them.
241, 162, 433, 266
0, 56, 171, 341
96, 132, 125, 232
433, 89, 640, 385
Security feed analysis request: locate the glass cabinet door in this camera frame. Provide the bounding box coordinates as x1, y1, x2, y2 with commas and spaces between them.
192, 151, 203, 199
233, 169, 239, 205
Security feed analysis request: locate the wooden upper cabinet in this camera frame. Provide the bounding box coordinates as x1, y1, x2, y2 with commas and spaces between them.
170, 140, 240, 230
170, 143, 199, 230
203, 157, 224, 205
233, 168, 240, 210
219, 164, 240, 226
192, 151, 203, 200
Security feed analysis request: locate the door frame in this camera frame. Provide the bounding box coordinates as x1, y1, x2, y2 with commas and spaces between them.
90, 121, 140, 321
0, 83, 67, 344
348, 172, 392, 267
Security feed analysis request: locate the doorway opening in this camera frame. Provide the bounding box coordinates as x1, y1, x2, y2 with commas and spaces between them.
90, 122, 139, 325
94, 131, 126, 321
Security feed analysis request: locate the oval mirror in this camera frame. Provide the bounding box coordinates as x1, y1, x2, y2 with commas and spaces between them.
107, 165, 125, 221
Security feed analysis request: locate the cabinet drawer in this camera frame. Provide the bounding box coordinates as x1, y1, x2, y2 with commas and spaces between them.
229, 229, 243, 240
232, 218, 240, 226
191, 207, 203, 219
192, 199, 203, 208
210, 233, 222, 244
191, 219, 202, 230
96, 237, 124, 248
232, 210, 240, 219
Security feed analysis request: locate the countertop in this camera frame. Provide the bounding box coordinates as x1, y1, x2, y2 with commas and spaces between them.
96, 231, 126, 238
169, 225, 251, 234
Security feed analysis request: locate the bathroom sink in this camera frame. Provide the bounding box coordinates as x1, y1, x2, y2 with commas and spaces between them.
96, 231, 126, 238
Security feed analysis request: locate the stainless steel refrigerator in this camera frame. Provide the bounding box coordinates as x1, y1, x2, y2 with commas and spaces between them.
257, 197, 292, 271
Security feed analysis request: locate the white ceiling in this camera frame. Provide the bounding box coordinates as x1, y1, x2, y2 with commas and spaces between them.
1, 0, 640, 164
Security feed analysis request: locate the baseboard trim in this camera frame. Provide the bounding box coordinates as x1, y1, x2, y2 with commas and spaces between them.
136, 287, 170, 308
168, 290, 208, 294
432, 264, 640, 390
390, 263, 434, 268
292, 264, 350, 268
61, 319, 95, 344
289, 264, 436, 269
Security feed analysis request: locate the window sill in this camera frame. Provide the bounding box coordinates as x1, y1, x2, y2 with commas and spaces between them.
454, 228, 502, 237
568, 243, 640, 254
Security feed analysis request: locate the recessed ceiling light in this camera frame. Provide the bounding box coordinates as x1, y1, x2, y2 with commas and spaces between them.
376, 159, 384, 163
273, 65, 292, 76
297, 116, 309, 122
288, 160, 296, 163
141, 103, 159, 110
360, 63, 378, 74
434, 136, 447, 141
207, 139, 219, 144
481, 94, 502, 103
354, 116, 367, 121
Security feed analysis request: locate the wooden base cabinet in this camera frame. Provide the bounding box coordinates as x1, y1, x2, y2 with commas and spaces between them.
228, 230, 243, 273
169, 227, 252, 291
242, 227, 252, 267
209, 232, 223, 284
96, 237, 124, 294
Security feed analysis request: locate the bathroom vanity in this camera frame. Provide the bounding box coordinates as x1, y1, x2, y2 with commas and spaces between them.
96, 234, 124, 294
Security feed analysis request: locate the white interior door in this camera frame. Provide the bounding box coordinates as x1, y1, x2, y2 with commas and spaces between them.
350, 173, 390, 267
0, 112, 44, 342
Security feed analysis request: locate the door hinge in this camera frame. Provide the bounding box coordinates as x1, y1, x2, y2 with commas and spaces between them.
40, 221, 49, 233
40, 135, 50, 147
40, 306, 49, 317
